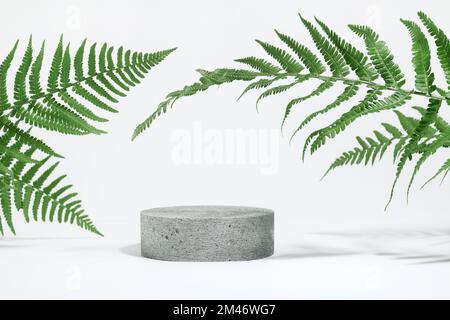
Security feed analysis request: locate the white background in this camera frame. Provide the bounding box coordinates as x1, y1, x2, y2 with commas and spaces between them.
1, 0, 450, 299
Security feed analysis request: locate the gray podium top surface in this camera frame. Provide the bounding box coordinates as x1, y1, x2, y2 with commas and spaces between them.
141, 205, 273, 219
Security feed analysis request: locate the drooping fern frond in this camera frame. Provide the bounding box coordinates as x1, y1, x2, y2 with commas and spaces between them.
323, 107, 439, 177
0, 36, 175, 235
303, 89, 414, 159
133, 12, 450, 207
422, 158, 450, 188
1, 152, 101, 235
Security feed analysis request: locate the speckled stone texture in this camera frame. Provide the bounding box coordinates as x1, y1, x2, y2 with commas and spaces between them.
141, 206, 274, 261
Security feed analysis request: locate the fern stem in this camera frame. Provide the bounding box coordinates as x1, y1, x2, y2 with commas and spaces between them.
255, 72, 446, 102
312, 74, 444, 101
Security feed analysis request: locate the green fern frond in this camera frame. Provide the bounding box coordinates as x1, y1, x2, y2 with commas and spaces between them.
5, 38, 176, 136
403, 98, 442, 198
422, 158, 450, 188
275, 30, 326, 74
384, 98, 441, 206
299, 14, 350, 77
238, 76, 286, 101
14, 37, 33, 103
29, 41, 45, 96
0, 41, 19, 110
348, 24, 405, 88
322, 134, 393, 179
418, 11, 450, 90
413, 105, 449, 133
291, 84, 359, 140
305, 89, 383, 157
0, 117, 62, 158
255, 40, 304, 73
283, 81, 333, 130
401, 19, 435, 94
0, 155, 101, 236
235, 56, 281, 74
1, 37, 175, 235
315, 17, 378, 81
256, 77, 308, 111
382, 122, 403, 139
133, 12, 450, 205
133, 68, 260, 140
324, 107, 435, 177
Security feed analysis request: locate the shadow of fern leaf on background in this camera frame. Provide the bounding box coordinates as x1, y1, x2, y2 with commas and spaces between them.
271, 228, 450, 264
0, 36, 176, 236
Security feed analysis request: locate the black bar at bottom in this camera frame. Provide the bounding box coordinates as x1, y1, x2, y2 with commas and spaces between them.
0, 300, 447, 318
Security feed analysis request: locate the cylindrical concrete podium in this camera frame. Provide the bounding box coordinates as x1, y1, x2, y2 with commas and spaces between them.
140, 206, 274, 261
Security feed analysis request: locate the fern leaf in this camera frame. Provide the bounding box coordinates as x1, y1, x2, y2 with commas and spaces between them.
74, 39, 87, 81
323, 136, 393, 179
196, 68, 259, 84
1, 156, 103, 235
10, 38, 176, 138
418, 12, 450, 90
11, 102, 87, 135
422, 158, 450, 188
145, 48, 177, 67
132, 68, 259, 140
71, 84, 116, 113
315, 17, 378, 81
0, 143, 35, 164
0, 131, 25, 168
43, 97, 106, 135
412, 105, 446, 128
238, 76, 286, 100
86, 43, 119, 103
291, 84, 359, 139
235, 56, 281, 74
15, 158, 101, 235
0, 178, 14, 235
307, 90, 412, 157
132, 99, 172, 140
58, 91, 108, 123
0, 41, 19, 110
0, 117, 62, 157
131, 12, 450, 207
283, 81, 333, 130
387, 99, 444, 207
97, 43, 126, 97
323, 117, 415, 178
256, 76, 309, 110
304, 89, 381, 159
29, 41, 45, 97
401, 19, 435, 94
393, 137, 407, 162
14, 36, 33, 103
275, 30, 326, 74
381, 122, 403, 139
349, 25, 405, 88
255, 40, 304, 73
47, 35, 63, 92
60, 43, 71, 86
0, 37, 175, 235
323, 107, 435, 178
404, 98, 442, 198
299, 14, 350, 77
